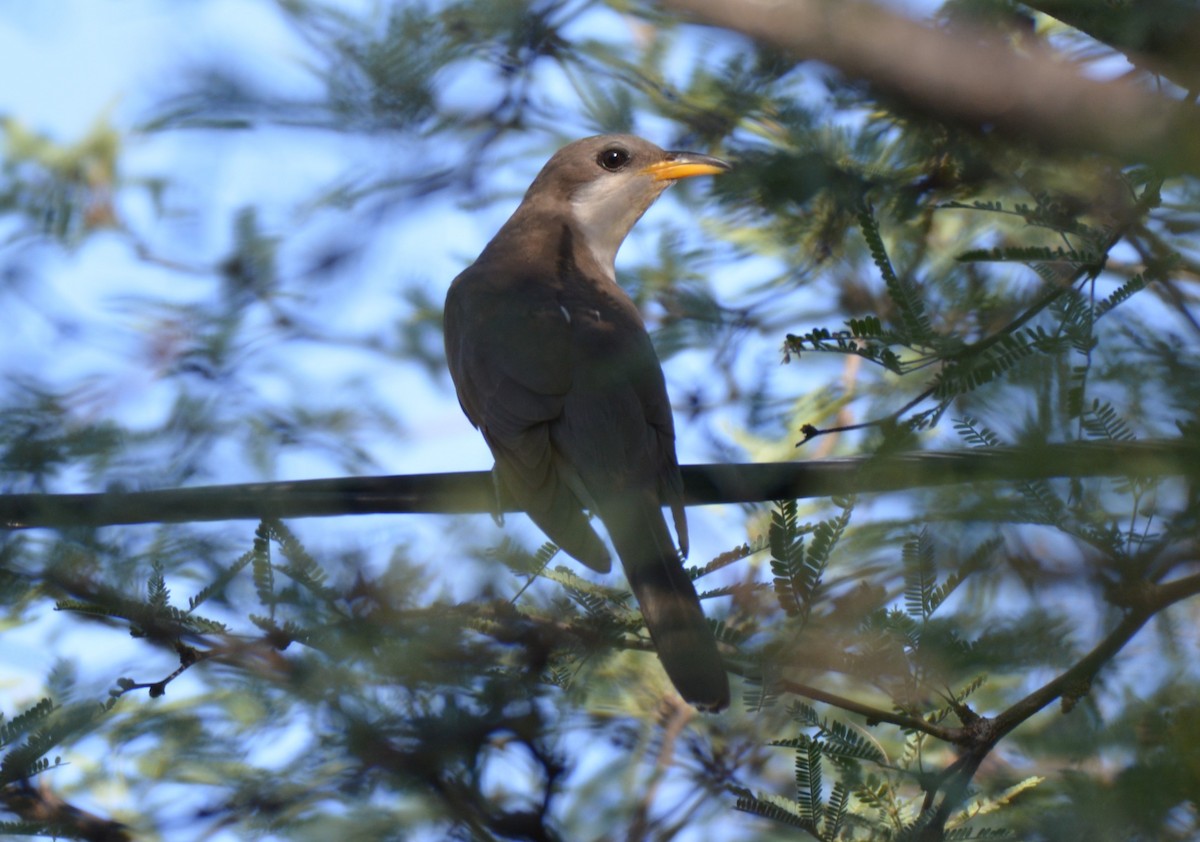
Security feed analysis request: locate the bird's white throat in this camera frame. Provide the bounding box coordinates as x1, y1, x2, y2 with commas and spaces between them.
569, 174, 669, 282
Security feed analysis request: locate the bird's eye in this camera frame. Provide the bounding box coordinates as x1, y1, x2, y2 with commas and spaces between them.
597, 147, 629, 171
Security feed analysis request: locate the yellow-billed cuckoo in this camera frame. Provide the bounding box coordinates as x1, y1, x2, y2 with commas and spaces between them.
444, 134, 731, 710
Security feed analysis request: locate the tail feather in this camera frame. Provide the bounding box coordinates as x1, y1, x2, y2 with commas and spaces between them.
600, 494, 729, 711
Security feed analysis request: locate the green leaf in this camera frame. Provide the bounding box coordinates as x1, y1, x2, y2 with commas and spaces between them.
824, 781, 850, 839
734, 791, 815, 830
795, 738, 824, 823
953, 416, 1004, 448
0, 699, 54, 749
1095, 274, 1146, 318
903, 528, 936, 621
1081, 399, 1136, 442
770, 499, 807, 618
252, 520, 276, 613
147, 562, 170, 609
859, 202, 933, 343
189, 547, 256, 612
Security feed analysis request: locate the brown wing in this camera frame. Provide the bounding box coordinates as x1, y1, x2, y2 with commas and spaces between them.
546, 266, 688, 554
444, 261, 611, 572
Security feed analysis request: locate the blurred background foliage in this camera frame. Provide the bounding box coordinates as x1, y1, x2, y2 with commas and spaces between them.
1, 0, 1199, 839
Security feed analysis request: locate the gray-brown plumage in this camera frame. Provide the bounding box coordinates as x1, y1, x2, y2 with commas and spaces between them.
444, 135, 730, 710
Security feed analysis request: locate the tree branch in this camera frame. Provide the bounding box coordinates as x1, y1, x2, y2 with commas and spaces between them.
662, 0, 1200, 174
990, 570, 1200, 742
1021, 0, 1200, 91
778, 679, 960, 741
2, 440, 1196, 529
1, 779, 131, 842
911, 570, 1200, 838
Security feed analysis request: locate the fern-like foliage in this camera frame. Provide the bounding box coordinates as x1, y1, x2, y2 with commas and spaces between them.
743, 672, 784, 711
266, 518, 339, 602
903, 529, 991, 631
733, 791, 814, 830
824, 782, 850, 840
549, 566, 628, 641
1016, 478, 1068, 527
1081, 399, 1136, 442
734, 700, 912, 842
252, 519, 276, 616
542, 564, 620, 603
782, 325, 906, 373
57, 589, 228, 638
952, 414, 1001, 445
487, 537, 546, 578
940, 197, 1099, 242
859, 203, 934, 343
531, 541, 561, 569
0, 699, 114, 787
952, 776, 1044, 832
854, 778, 897, 819
189, 545, 256, 613
1050, 289, 1097, 356
0, 699, 54, 749
770, 499, 809, 619
846, 314, 885, 338
933, 333, 1041, 398
55, 520, 372, 672
563, 583, 615, 620
694, 536, 769, 577
811, 498, 853, 574
710, 618, 752, 647
770, 499, 852, 624
779, 705, 887, 765
927, 674, 991, 726
903, 528, 937, 622
1094, 273, 1146, 318
956, 244, 1094, 264
147, 562, 170, 610
796, 738, 825, 826
736, 736, 853, 841
248, 614, 309, 648
543, 664, 573, 689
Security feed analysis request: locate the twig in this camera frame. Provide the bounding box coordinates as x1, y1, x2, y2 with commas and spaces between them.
628, 699, 695, 841
778, 679, 961, 742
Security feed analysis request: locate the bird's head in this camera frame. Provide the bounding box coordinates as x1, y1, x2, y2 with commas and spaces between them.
523, 134, 730, 277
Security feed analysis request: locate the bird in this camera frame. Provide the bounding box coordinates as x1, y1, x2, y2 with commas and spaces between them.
444, 134, 731, 711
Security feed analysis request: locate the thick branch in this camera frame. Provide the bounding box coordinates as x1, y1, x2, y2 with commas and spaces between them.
2, 440, 1195, 529
663, 0, 1200, 174
1023, 0, 1200, 91
990, 570, 1200, 742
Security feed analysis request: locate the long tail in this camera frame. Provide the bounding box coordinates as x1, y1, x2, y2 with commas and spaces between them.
600, 493, 729, 711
